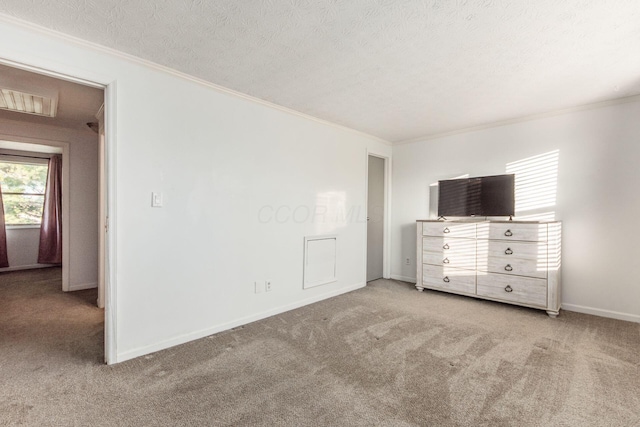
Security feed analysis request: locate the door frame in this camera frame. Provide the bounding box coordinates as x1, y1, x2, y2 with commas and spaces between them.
96, 104, 106, 309
0, 56, 118, 364
0, 137, 70, 287
365, 150, 391, 281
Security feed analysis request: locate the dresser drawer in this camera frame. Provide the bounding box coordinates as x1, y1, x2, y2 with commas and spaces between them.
477, 240, 546, 260
477, 240, 548, 278
422, 236, 477, 253
422, 264, 476, 294
477, 222, 547, 242
422, 237, 476, 270
478, 257, 547, 279
422, 222, 476, 238
477, 273, 547, 308
423, 252, 476, 270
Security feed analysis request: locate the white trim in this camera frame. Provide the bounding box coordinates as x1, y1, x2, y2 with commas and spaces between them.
6, 224, 41, 230
0, 56, 106, 90
116, 281, 366, 363
0, 143, 64, 155
383, 153, 392, 279
365, 150, 392, 280
394, 94, 640, 146
363, 151, 369, 283
3, 13, 638, 149
390, 274, 417, 284
562, 303, 640, 324
103, 81, 118, 365
0, 13, 390, 146
0, 264, 56, 272
382, 279, 640, 323
68, 281, 98, 291
303, 235, 338, 289
96, 104, 105, 310
0, 52, 117, 364
0, 154, 50, 165
61, 150, 71, 292
0, 136, 70, 291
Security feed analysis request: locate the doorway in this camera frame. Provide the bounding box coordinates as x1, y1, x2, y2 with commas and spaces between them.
366, 155, 385, 282
0, 60, 111, 362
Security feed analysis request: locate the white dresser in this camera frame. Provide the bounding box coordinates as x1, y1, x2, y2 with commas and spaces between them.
416, 220, 562, 317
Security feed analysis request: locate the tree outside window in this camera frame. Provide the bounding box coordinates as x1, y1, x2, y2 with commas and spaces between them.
0, 160, 48, 225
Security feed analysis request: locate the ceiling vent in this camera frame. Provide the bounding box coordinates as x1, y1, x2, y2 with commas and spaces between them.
0, 87, 58, 118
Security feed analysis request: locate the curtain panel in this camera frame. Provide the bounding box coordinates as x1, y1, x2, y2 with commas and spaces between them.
38, 155, 62, 265
0, 182, 9, 268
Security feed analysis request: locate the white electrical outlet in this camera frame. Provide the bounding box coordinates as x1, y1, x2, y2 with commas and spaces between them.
265, 281, 272, 292
255, 281, 263, 294
405, 258, 411, 265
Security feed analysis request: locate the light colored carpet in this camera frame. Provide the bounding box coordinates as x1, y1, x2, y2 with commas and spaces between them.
1, 268, 639, 426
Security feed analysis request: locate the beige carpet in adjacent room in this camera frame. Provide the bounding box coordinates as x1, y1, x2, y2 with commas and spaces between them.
1, 268, 639, 426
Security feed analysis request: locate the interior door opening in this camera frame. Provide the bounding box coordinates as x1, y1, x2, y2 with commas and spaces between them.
366, 154, 385, 282
0, 61, 108, 362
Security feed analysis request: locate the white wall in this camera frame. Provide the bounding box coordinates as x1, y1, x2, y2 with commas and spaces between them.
0, 118, 99, 290
3, 227, 41, 270
0, 18, 392, 362
392, 100, 640, 323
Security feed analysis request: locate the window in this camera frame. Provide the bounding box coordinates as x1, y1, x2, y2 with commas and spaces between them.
0, 158, 48, 225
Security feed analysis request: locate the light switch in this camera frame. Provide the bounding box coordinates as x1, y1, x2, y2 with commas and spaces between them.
151, 192, 163, 207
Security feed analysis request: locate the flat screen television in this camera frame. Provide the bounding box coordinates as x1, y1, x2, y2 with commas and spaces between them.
437, 174, 515, 217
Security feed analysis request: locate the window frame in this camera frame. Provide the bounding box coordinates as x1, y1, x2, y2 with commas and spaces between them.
0, 155, 50, 228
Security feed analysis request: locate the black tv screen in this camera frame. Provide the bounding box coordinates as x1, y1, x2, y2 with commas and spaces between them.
437, 174, 515, 217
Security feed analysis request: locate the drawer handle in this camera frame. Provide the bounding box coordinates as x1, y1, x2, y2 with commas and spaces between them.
443, 258, 450, 264
505, 285, 513, 293
443, 276, 450, 283
443, 227, 450, 234
504, 264, 513, 271
504, 229, 513, 237
505, 248, 513, 255
443, 243, 450, 250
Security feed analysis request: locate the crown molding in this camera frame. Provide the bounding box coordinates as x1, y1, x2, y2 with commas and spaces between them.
6, 12, 636, 149
394, 94, 640, 146
0, 13, 391, 146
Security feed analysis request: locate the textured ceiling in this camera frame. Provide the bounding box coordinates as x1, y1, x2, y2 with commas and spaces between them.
0, 63, 103, 132
1, 1, 639, 142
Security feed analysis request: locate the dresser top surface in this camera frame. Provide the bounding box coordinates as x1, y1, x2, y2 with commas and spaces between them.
416, 219, 561, 224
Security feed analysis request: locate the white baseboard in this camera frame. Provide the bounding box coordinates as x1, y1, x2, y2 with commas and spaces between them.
385, 276, 639, 324
68, 281, 98, 291
390, 274, 416, 284
116, 281, 366, 363
562, 304, 640, 324
0, 263, 57, 273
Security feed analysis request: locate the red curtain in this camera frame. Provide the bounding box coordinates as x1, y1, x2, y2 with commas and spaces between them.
0, 182, 9, 268
38, 155, 62, 264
